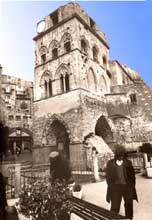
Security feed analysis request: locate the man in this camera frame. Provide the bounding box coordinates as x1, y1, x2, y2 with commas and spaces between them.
49, 151, 72, 182
106, 145, 138, 220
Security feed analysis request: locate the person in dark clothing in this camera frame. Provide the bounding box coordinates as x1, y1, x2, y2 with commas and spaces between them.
0, 171, 7, 220
49, 152, 72, 220
106, 145, 138, 220
49, 151, 72, 183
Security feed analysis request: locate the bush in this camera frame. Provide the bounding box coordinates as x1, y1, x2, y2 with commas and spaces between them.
73, 184, 81, 192
139, 143, 152, 154
17, 177, 72, 220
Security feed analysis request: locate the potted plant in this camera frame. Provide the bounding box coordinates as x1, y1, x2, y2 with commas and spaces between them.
72, 183, 82, 199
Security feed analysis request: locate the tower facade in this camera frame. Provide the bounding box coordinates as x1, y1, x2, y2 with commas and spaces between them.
33, 2, 152, 164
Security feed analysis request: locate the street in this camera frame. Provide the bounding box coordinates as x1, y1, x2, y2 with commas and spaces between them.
82, 174, 152, 220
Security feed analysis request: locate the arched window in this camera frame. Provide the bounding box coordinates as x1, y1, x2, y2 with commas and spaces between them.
60, 75, 64, 93
52, 48, 58, 58
49, 79, 52, 97
55, 64, 71, 94
64, 41, 71, 53
40, 71, 53, 98
44, 80, 48, 97
41, 54, 46, 63
130, 94, 137, 104
103, 56, 107, 69
65, 73, 70, 92
39, 46, 47, 63
92, 46, 98, 62
50, 40, 59, 59
81, 39, 87, 54
62, 33, 71, 53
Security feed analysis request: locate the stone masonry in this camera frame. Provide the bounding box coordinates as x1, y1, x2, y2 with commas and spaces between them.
33, 2, 152, 165
0, 73, 33, 153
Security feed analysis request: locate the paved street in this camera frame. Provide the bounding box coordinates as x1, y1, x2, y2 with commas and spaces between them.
8, 174, 152, 220
82, 174, 152, 220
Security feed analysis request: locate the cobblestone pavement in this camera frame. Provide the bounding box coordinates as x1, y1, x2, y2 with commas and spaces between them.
82, 174, 152, 220
8, 174, 152, 220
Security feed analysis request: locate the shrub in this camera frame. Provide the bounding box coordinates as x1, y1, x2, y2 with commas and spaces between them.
73, 184, 81, 192
140, 143, 152, 154
17, 177, 71, 220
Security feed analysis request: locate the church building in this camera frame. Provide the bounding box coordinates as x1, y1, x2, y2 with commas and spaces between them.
33, 2, 152, 165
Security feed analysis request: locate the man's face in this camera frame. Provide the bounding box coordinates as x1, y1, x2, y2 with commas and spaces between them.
116, 155, 124, 161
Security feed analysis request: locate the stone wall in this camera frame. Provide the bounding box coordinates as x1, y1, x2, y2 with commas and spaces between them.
32, 2, 152, 165
1, 75, 33, 130
105, 79, 152, 149
33, 89, 111, 164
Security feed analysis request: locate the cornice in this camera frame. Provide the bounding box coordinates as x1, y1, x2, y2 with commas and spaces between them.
33, 13, 109, 49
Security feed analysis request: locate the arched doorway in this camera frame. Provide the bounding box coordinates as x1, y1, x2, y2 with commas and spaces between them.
49, 119, 70, 159
95, 116, 113, 143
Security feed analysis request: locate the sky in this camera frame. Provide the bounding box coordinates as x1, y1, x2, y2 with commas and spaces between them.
0, 0, 152, 88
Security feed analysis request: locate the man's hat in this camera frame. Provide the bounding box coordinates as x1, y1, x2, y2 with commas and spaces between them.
49, 151, 59, 159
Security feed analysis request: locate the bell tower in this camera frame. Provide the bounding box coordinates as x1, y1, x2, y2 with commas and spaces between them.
33, 2, 110, 164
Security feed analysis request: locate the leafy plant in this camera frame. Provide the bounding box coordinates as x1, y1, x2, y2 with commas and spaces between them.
17, 177, 72, 220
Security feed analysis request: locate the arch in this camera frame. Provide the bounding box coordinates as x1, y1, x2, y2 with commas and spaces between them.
102, 55, 107, 69
40, 71, 53, 98
54, 63, 72, 94
42, 114, 73, 159
39, 46, 47, 63
61, 32, 72, 53
61, 32, 72, 43
39, 46, 47, 55
40, 71, 51, 85
43, 114, 73, 140
86, 68, 97, 92
55, 63, 70, 79
80, 36, 89, 54
95, 116, 113, 143
49, 40, 60, 59
92, 45, 99, 62
49, 40, 59, 50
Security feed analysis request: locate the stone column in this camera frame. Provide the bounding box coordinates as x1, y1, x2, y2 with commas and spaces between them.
92, 150, 100, 182
143, 153, 149, 168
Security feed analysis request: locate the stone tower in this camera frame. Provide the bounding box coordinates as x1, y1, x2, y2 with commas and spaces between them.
33, 2, 152, 165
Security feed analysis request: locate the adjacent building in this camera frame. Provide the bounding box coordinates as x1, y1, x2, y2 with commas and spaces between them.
0, 73, 33, 154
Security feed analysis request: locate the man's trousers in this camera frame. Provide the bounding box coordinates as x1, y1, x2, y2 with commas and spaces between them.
110, 184, 133, 220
